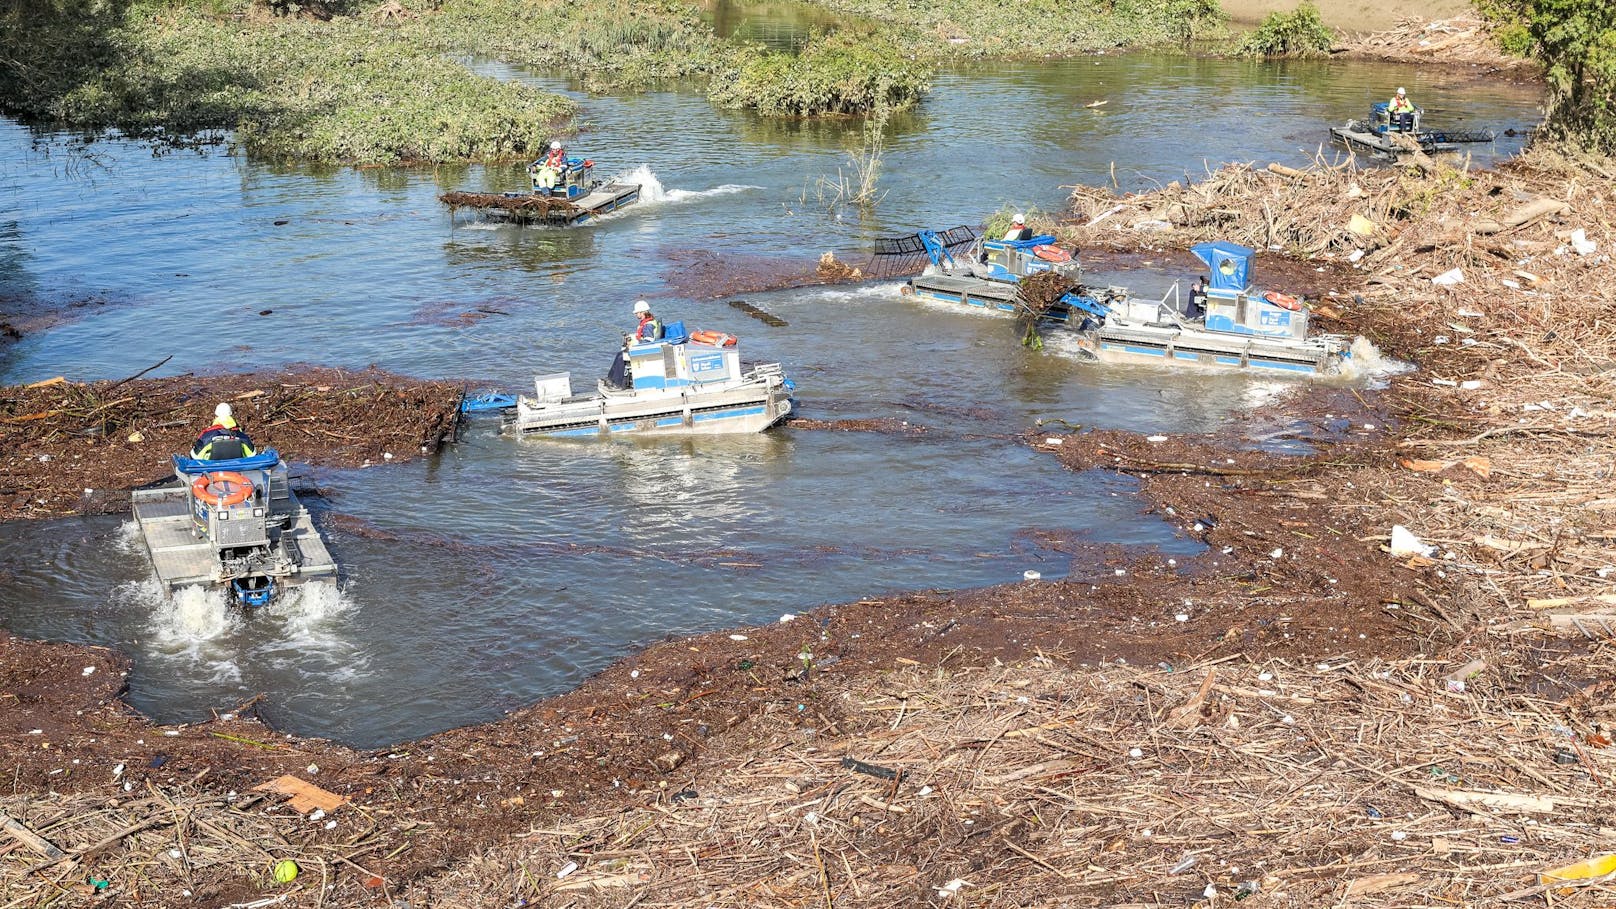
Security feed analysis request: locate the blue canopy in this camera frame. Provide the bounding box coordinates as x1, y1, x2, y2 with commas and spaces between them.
1191, 241, 1255, 293
173, 448, 282, 476
987, 234, 1058, 250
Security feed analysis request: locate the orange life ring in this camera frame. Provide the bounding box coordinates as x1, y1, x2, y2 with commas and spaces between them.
191, 471, 254, 507
689, 329, 737, 347
1032, 244, 1072, 263
1263, 291, 1303, 312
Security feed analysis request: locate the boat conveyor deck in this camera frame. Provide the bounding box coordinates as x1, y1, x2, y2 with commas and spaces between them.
131, 472, 336, 595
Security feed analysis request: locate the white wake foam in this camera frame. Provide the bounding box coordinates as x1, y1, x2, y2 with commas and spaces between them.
263, 582, 364, 675
117, 579, 242, 677
618, 165, 759, 206
1336, 336, 1414, 386
805, 282, 906, 305
114, 520, 145, 554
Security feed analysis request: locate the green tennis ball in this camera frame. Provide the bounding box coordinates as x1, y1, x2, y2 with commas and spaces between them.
272, 860, 299, 884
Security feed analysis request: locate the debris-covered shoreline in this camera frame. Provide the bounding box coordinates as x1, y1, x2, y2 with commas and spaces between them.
0, 367, 463, 523
5, 144, 1616, 906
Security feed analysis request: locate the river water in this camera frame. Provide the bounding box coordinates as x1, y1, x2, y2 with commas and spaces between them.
0, 50, 1540, 747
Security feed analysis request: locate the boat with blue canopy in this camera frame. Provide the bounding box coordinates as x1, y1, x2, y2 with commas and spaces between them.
888, 229, 1349, 375
463, 321, 795, 438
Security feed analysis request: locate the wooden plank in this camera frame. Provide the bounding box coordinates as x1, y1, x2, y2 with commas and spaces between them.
1, 809, 68, 864
253, 775, 348, 814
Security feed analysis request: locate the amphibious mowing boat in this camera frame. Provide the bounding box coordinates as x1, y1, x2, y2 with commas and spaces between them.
890, 229, 1349, 376
440, 156, 640, 226
461, 322, 795, 438
1329, 102, 1495, 159
130, 449, 336, 607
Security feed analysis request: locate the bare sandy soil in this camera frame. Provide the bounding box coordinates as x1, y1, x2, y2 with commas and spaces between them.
1223, 0, 1471, 29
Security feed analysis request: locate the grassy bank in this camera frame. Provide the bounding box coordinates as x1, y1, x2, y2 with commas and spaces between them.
1, 1, 577, 163
798, 0, 1225, 56
412, 0, 730, 90
2, 0, 1232, 164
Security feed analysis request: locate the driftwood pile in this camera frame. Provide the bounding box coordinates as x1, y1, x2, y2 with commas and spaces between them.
405, 647, 1615, 907
0, 367, 463, 521
1064, 150, 1599, 280
0, 789, 332, 906
1336, 16, 1523, 68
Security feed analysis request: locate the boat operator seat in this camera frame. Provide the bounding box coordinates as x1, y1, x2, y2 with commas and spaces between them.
606, 340, 631, 390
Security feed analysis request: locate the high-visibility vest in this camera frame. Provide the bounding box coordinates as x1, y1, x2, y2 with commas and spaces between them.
636, 316, 663, 342
192, 428, 256, 460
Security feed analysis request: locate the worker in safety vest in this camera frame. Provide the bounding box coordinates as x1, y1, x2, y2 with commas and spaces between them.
192, 402, 256, 460
1387, 87, 1416, 132
530, 140, 568, 191
1002, 213, 1033, 242
607, 300, 664, 389
633, 299, 664, 343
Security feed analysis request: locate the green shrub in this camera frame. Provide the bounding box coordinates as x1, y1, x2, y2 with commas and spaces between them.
1237, 1, 1336, 57
419, 0, 735, 90
708, 30, 931, 117
1481, 0, 1616, 154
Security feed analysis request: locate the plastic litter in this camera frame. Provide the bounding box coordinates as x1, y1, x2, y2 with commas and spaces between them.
1431, 268, 1465, 286
1540, 854, 1616, 893
1388, 525, 1435, 558
1170, 854, 1197, 874
1023, 570, 1041, 581
1570, 228, 1598, 256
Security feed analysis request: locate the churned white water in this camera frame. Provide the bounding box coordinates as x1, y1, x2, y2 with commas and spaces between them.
624, 164, 760, 205
1341, 336, 1415, 386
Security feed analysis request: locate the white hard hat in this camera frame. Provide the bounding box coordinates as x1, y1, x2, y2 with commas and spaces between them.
1013, 213, 1026, 223
214, 402, 233, 419
550, 140, 562, 149
633, 299, 650, 314
1396, 87, 1406, 94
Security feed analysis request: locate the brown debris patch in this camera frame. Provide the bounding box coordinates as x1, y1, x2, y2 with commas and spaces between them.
407, 643, 1610, 908
0, 367, 461, 522
439, 190, 578, 218
1016, 268, 1078, 336
663, 248, 869, 300
408, 298, 514, 327
786, 416, 929, 434
0, 292, 118, 347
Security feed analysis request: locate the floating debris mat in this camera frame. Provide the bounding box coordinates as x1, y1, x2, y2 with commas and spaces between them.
439, 191, 580, 220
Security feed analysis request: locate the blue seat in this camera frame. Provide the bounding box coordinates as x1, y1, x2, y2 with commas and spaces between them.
173, 448, 282, 476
